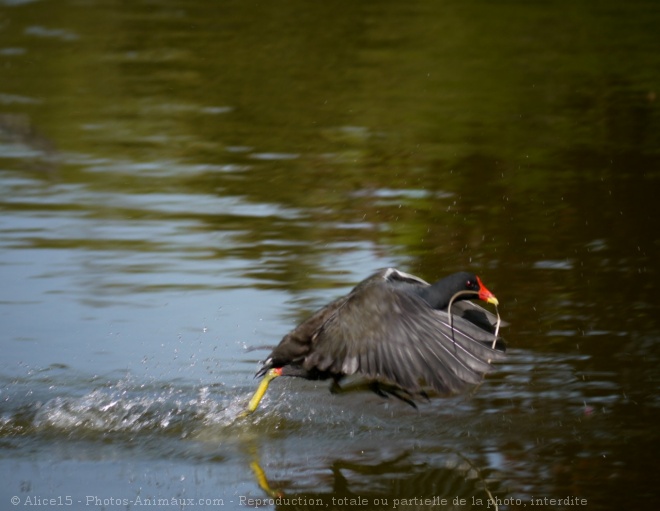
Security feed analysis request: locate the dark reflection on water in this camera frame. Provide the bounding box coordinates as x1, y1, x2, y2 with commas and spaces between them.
2, 344, 656, 509
2, 0, 660, 509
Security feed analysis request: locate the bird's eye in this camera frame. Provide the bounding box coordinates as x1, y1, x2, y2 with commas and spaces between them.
466, 280, 478, 290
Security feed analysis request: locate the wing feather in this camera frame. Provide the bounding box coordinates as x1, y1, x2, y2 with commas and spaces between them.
303, 277, 505, 395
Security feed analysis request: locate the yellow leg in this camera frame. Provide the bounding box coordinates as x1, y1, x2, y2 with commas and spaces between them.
240, 368, 281, 417
250, 461, 283, 498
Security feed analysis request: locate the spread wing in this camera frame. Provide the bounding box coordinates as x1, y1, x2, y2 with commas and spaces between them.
451, 300, 508, 330
303, 279, 505, 395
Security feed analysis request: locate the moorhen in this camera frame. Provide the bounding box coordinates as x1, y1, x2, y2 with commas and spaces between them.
242, 268, 505, 415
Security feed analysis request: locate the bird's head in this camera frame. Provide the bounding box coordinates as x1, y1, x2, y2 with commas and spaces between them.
453, 272, 499, 306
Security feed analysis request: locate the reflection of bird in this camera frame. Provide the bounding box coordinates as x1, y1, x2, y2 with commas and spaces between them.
247, 448, 502, 508
242, 268, 506, 415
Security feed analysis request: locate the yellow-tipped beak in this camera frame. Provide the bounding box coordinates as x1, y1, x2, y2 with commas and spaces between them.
240, 368, 281, 417
476, 276, 499, 306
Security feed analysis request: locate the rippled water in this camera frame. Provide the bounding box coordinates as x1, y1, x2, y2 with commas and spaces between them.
2, 0, 660, 510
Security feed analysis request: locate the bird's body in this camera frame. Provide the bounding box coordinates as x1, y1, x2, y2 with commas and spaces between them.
242, 268, 506, 415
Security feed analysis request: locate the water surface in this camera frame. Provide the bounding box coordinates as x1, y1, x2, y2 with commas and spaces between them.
1, 0, 659, 509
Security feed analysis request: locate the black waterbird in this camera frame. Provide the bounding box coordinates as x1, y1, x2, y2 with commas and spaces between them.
242, 268, 506, 415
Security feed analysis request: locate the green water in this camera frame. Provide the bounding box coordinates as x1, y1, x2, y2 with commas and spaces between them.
1, 0, 659, 509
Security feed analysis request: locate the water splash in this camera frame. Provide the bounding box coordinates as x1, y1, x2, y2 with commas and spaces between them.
0, 375, 264, 446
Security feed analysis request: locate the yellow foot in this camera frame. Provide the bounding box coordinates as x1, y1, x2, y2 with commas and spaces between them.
239, 368, 281, 417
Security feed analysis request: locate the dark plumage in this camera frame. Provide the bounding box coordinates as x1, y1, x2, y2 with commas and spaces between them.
242, 268, 506, 415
